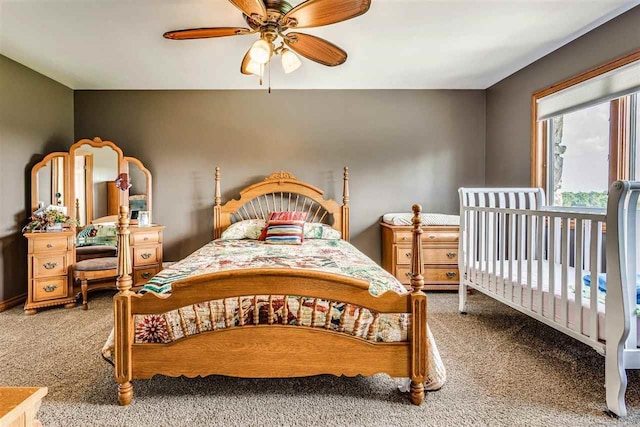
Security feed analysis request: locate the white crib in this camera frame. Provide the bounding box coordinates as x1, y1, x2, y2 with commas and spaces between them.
458, 181, 640, 417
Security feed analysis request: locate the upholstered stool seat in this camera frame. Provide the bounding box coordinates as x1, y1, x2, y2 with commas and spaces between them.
73, 257, 118, 310
76, 245, 117, 262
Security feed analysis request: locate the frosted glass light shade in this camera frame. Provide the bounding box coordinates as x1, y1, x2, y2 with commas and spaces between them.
249, 39, 272, 64
245, 59, 262, 76
281, 49, 302, 74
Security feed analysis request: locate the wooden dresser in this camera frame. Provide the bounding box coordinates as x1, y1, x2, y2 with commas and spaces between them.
381, 222, 460, 291
129, 225, 165, 288
24, 230, 76, 315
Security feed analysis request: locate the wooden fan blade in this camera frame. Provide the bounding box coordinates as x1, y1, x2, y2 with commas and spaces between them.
284, 32, 347, 67
283, 0, 370, 29
163, 27, 251, 40
228, 0, 267, 19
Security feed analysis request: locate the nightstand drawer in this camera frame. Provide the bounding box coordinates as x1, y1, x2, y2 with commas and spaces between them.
395, 265, 459, 285
132, 230, 160, 245
33, 235, 69, 253
134, 266, 160, 285
134, 246, 159, 265
33, 254, 68, 278
394, 230, 458, 244
424, 248, 458, 264
33, 277, 68, 301
396, 246, 414, 265
425, 268, 459, 284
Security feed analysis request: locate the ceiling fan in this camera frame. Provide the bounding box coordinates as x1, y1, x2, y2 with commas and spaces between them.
163, 0, 371, 84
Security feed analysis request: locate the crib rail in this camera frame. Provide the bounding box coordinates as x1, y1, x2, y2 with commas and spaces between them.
459, 188, 607, 352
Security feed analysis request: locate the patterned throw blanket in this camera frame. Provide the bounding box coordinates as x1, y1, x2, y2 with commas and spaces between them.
103, 239, 446, 390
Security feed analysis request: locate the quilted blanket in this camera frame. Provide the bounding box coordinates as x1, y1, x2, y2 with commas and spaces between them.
103, 239, 446, 390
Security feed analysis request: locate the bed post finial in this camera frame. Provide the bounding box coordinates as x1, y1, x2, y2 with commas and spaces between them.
409, 203, 427, 406
341, 166, 350, 242
116, 205, 132, 295
114, 204, 134, 406
213, 167, 222, 240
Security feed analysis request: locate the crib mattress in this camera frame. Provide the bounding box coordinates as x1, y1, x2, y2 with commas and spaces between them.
468, 260, 640, 343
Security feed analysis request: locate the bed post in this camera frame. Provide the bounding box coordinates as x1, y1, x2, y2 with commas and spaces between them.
410, 204, 427, 405
114, 205, 134, 406
213, 166, 222, 240
458, 189, 468, 314
605, 181, 631, 417
342, 166, 350, 241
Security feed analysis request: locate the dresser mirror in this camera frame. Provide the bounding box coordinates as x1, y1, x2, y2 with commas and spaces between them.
31, 153, 70, 213
30, 137, 153, 226
125, 157, 152, 222
70, 139, 124, 226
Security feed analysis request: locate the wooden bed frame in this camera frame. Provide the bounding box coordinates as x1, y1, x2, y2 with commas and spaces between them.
113, 168, 428, 406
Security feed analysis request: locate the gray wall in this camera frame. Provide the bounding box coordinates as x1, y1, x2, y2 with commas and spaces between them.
74, 90, 486, 263
485, 5, 640, 186
0, 55, 74, 302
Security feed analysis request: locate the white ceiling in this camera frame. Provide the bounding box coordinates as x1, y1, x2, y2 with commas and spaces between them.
0, 0, 637, 90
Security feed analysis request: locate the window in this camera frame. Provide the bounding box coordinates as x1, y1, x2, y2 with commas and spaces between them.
532, 49, 640, 208
547, 102, 610, 207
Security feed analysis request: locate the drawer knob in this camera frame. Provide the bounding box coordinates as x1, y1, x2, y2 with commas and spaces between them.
446, 252, 457, 259
143, 237, 149, 241
141, 272, 152, 279
141, 253, 152, 260
405, 272, 412, 278
43, 262, 58, 270
402, 237, 409, 241
428, 235, 435, 239
405, 252, 411, 258
46, 243, 54, 248
43, 284, 58, 292
446, 271, 457, 279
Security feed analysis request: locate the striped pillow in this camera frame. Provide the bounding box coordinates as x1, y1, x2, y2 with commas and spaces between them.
263, 220, 305, 245
259, 211, 308, 241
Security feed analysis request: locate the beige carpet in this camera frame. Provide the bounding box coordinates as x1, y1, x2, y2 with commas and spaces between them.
1, 291, 639, 426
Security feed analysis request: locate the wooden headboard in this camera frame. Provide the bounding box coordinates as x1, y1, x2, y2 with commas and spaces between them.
213, 167, 350, 241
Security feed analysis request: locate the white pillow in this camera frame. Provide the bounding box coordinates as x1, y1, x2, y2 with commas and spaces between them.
303, 223, 341, 240
220, 219, 266, 240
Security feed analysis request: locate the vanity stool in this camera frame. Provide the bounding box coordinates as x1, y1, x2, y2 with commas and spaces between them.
76, 245, 117, 262
73, 257, 118, 310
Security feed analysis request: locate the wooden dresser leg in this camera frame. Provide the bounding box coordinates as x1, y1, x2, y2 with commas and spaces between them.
24, 309, 37, 316
117, 381, 133, 406
410, 380, 425, 405
81, 279, 88, 310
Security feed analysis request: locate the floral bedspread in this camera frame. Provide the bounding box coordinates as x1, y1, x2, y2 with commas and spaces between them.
103, 239, 446, 390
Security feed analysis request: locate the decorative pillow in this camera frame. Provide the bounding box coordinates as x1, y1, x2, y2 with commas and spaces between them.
263, 220, 305, 245
259, 211, 308, 240
303, 222, 342, 240
220, 219, 266, 240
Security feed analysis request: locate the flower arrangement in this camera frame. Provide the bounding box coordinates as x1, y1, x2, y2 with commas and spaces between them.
22, 207, 78, 233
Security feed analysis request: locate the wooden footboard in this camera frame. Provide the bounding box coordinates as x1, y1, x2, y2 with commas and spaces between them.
113, 205, 427, 406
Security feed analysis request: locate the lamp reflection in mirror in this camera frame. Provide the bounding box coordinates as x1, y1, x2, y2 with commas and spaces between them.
281, 49, 302, 74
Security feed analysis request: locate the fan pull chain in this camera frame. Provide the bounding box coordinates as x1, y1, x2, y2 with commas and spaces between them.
268, 60, 272, 94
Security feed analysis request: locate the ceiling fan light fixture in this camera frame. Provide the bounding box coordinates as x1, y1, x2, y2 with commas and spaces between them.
249, 38, 272, 64
245, 59, 263, 76
281, 48, 302, 74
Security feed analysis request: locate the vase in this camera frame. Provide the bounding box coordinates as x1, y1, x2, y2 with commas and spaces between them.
46, 223, 63, 232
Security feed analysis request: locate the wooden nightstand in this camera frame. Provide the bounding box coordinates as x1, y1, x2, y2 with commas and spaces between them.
24, 230, 76, 315
129, 225, 165, 288
381, 222, 460, 291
